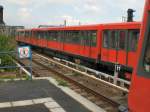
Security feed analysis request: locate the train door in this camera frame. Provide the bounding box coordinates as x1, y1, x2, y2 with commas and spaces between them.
39, 32, 43, 47
40, 32, 43, 47
37, 32, 41, 47
83, 31, 91, 57
101, 30, 109, 62
127, 30, 140, 68
117, 30, 128, 65
80, 31, 85, 57
45, 31, 48, 48
42, 31, 47, 48
33, 31, 37, 46
59, 31, 64, 51
24, 31, 27, 43
108, 30, 118, 63
103, 30, 127, 65
30, 31, 33, 45
89, 31, 97, 58
87, 31, 92, 57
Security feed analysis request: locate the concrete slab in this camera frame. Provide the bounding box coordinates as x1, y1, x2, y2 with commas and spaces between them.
39, 77, 106, 112
12, 100, 33, 107
0, 104, 50, 112
33, 97, 54, 104
50, 107, 66, 112
0, 102, 11, 108
44, 102, 60, 109
0, 79, 92, 112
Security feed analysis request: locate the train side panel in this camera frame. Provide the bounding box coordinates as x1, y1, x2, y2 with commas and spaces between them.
128, 0, 150, 111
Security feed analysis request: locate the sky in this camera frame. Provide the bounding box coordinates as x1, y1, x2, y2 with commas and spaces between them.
0, 0, 144, 28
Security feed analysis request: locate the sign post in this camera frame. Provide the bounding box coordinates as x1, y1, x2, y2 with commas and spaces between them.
114, 63, 121, 85
18, 46, 32, 80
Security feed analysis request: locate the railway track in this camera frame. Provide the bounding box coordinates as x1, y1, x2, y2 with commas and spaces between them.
18, 52, 128, 112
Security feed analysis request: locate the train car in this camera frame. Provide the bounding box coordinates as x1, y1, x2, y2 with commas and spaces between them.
128, 0, 150, 111
16, 22, 141, 79
101, 22, 140, 74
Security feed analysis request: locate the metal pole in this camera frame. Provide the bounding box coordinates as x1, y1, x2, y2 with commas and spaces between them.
29, 50, 32, 80
114, 64, 118, 85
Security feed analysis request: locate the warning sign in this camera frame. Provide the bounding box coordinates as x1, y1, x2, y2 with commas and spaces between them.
18, 46, 31, 59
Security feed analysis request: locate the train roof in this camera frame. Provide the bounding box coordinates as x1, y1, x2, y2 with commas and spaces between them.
17, 22, 141, 32
101, 21, 141, 29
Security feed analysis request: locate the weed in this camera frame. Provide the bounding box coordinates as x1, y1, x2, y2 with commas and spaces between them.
56, 79, 68, 87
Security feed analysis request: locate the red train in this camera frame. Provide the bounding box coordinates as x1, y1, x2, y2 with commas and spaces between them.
16, 0, 150, 111
128, 0, 150, 111
16, 22, 141, 79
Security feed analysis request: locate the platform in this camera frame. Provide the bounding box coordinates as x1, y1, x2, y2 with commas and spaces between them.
0, 79, 105, 112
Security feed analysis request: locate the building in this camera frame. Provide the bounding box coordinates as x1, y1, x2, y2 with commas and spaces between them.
0, 5, 24, 37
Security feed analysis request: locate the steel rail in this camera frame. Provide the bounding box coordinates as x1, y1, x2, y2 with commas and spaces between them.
33, 53, 129, 93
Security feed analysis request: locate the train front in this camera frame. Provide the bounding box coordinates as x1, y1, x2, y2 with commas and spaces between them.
128, 0, 150, 112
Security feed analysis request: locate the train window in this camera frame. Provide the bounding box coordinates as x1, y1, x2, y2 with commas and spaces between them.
42, 32, 46, 39
25, 31, 30, 38
57, 31, 60, 41
137, 12, 150, 77
51, 31, 57, 41
80, 31, 85, 45
17, 32, 19, 37
129, 30, 140, 52
110, 31, 117, 49
64, 31, 68, 42
47, 31, 58, 41
91, 31, 97, 46
144, 35, 150, 73
33, 32, 39, 39
19, 31, 24, 37
33, 31, 37, 38
42, 31, 47, 39
64, 31, 80, 44
23, 31, 25, 37
119, 31, 126, 50
64, 31, 72, 43
18, 32, 21, 37
18, 32, 20, 37
47, 31, 52, 40
72, 31, 80, 44
84, 31, 91, 46
30, 31, 32, 37
17, 32, 19, 36
29, 31, 32, 37
37, 32, 42, 39
103, 30, 109, 48
60, 30, 96, 46
25, 31, 27, 37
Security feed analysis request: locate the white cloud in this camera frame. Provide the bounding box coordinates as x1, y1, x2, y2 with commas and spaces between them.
0, 0, 144, 28
47, 0, 74, 4
61, 15, 80, 25
84, 4, 99, 12
17, 8, 32, 23
5, 0, 31, 6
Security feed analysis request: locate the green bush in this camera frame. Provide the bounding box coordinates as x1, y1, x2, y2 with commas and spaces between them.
0, 35, 15, 51
0, 35, 16, 71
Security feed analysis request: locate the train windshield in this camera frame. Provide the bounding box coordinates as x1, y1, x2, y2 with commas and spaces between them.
144, 34, 150, 72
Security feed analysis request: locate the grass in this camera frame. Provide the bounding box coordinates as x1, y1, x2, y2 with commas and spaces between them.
24, 75, 31, 80
0, 71, 31, 81
56, 78, 68, 87
0, 75, 16, 79
0, 35, 16, 72
72, 72, 81, 77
